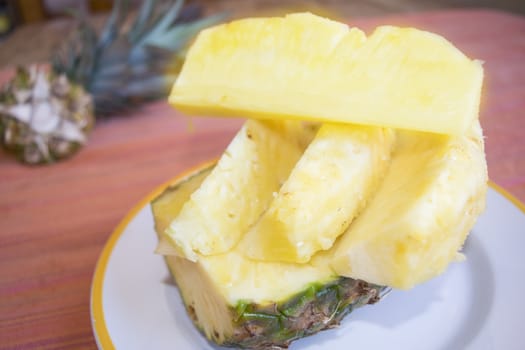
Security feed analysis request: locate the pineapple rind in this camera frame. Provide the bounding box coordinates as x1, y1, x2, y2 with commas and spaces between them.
330, 121, 488, 289
240, 124, 395, 263
171, 13, 483, 135
163, 120, 312, 260
152, 167, 384, 349
224, 278, 382, 349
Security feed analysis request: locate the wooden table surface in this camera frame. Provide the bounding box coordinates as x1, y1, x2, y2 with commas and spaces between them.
1, 9, 524, 350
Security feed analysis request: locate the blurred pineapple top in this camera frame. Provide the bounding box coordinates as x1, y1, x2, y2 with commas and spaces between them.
0, 0, 225, 165
2, 0, 525, 69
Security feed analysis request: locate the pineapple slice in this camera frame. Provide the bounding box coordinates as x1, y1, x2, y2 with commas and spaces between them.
163, 119, 314, 261
330, 121, 488, 289
152, 166, 383, 349
159, 11, 488, 348
170, 13, 483, 135
240, 124, 395, 263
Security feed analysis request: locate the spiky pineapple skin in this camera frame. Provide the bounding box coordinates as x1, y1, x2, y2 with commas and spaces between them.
222, 278, 382, 349
0, 66, 94, 164
152, 166, 384, 349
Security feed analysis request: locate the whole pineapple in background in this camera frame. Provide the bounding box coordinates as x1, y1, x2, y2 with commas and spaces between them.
0, 0, 224, 164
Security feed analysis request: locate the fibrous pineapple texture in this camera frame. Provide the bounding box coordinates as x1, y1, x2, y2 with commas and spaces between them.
170, 12, 483, 135
152, 168, 383, 349
156, 11, 487, 350
162, 120, 316, 260
154, 121, 486, 348
240, 124, 395, 263
330, 121, 487, 289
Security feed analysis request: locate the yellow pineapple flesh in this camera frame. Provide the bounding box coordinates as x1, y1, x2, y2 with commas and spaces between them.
330, 121, 487, 289
162, 119, 314, 261
170, 13, 483, 135
240, 124, 395, 263
152, 167, 382, 348
156, 11, 489, 349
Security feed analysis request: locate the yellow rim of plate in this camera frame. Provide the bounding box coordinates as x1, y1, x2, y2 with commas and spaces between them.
90, 160, 215, 350
90, 175, 525, 350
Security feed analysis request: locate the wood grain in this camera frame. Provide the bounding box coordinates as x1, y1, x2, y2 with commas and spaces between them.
0, 9, 524, 350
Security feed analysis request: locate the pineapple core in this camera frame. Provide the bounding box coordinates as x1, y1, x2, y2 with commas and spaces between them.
170, 12, 483, 135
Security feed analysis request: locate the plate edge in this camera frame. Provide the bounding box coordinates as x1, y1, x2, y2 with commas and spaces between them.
487, 180, 525, 213
89, 160, 216, 350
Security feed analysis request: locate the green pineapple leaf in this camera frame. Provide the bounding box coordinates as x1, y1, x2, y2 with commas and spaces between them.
97, 0, 128, 53
51, 0, 226, 117
128, 0, 159, 43
144, 13, 227, 51
136, 0, 184, 47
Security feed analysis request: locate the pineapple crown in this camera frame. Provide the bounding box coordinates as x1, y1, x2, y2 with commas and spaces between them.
51, 0, 225, 116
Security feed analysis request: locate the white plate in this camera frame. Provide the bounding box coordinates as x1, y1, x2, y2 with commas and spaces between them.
91, 181, 525, 350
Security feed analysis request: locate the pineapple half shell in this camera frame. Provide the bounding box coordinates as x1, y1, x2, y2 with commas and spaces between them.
151, 165, 384, 349
0, 66, 94, 164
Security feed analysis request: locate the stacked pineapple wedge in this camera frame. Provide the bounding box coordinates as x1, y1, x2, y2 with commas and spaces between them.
151, 13, 487, 349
